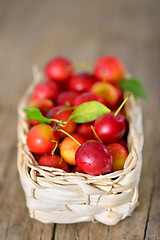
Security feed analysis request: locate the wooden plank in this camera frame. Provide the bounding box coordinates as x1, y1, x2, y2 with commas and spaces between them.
53, 0, 160, 239
0, 127, 55, 240
0, 2, 55, 238
55, 2, 159, 239
144, 114, 160, 239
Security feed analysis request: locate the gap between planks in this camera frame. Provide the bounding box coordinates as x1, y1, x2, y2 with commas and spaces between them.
143, 181, 155, 240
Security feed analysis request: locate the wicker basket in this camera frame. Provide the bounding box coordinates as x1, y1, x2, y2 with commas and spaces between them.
17, 68, 144, 225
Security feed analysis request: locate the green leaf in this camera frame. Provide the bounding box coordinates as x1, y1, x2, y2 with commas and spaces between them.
69, 101, 111, 123
118, 78, 148, 100
23, 108, 52, 124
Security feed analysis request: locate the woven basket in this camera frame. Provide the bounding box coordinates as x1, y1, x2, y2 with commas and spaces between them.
17, 68, 144, 225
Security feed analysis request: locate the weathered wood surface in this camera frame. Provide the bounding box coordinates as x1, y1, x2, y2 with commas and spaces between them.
0, 0, 160, 239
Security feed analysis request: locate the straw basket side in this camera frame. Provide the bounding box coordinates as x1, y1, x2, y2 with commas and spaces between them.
17, 72, 144, 225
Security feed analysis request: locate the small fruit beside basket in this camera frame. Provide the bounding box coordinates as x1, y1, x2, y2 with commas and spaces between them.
17, 56, 147, 225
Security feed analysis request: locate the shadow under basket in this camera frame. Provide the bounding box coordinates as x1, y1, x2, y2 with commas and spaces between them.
17, 77, 143, 226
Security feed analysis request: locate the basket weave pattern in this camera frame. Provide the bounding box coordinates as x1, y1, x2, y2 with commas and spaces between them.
17, 72, 143, 225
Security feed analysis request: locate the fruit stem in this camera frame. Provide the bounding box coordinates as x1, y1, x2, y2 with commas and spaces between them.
50, 140, 58, 155
65, 100, 71, 107
114, 94, 131, 117
59, 129, 82, 146
55, 120, 68, 127
57, 106, 75, 115
52, 123, 81, 146
102, 70, 107, 85
59, 156, 63, 165
51, 118, 65, 124
91, 125, 103, 143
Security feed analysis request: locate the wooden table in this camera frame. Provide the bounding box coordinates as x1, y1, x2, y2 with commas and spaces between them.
0, 0, 160, 239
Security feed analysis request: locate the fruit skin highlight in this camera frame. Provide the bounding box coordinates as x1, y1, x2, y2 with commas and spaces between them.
75, 140, 112, 176
60, 134, 86, 165
93, 112, 126, 144
45, 56, 73, 82
27, 124, 59, 154
106, 143, 128, 171
94, 56, 125, 84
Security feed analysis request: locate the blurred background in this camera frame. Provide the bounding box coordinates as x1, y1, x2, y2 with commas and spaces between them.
0, 0, 159, 149
1, 0, 159, 86
0, 0, 160, 239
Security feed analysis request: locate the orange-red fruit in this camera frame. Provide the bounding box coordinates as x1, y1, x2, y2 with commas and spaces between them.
94, 56, 125, 84
68, 73, 96, 93
38, 154, 69, 172
60, 134, 86, 165
27, 124, 59, 154
46, 106, 77, 139
117, 139, 127, 149
32, 81, 60, 101
106, 143, 128, 172
72, 166, 83, 173
56, 90, 79, 106
114, 85, 123, 107
73, 92, 106, 107
27, 99, 54, 125
45, 56, 73, 82
75, 140, 112, 176
93, 112, 126, 144
77, 123, 93, 140
90, 82, 123, 109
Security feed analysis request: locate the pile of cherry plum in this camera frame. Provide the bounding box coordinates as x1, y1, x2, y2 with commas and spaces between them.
25, 56, 129, 176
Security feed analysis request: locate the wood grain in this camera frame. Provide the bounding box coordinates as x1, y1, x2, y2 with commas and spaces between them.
0, 0, 160, 239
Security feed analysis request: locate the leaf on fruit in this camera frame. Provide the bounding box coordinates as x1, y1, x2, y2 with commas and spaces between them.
69, 101, 111, 123
118, 78, 148, 100
23, 108, 52, 124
